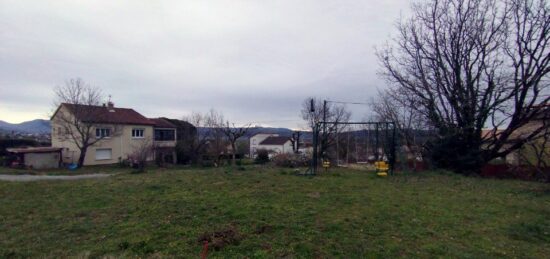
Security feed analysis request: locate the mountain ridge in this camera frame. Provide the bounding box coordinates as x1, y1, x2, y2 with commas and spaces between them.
0, 119, 309, 138
0, 119, 51, 134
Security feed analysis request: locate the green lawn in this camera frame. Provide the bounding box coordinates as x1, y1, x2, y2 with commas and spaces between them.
1, 166, 549, 258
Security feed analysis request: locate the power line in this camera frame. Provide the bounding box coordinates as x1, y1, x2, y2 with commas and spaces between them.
326, 100, 370, 106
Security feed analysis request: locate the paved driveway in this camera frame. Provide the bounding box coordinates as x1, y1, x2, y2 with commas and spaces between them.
0, 174, 113, 182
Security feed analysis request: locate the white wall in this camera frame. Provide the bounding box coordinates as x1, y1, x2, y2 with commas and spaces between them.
249, 133, 278, 157
24, 152, 60, 169
250, 139, 293, 158
259, 142, 293, 155
52, 108, 155, 165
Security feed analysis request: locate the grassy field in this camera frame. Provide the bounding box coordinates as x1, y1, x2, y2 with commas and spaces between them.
0, 166, 549, 258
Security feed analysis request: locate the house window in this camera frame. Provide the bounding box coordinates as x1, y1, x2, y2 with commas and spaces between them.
252, 139, 257, 145
132, 128, 144, 138
154, 129, 175, 141
95, 148, 112, 160
96, 128, 111, 138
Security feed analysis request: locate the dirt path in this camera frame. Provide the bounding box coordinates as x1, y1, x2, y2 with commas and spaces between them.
0, 174, 113, 182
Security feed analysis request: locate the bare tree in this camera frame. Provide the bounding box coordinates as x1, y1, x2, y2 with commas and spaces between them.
52, 78, 120, 168
301, 97, 351, 159
377, 0, 549, 173
184, 110, 226, 165
217, 121, 251, 165
128, 138, 154, 172
184, 111, 212, 164
370, 89, 430, 150
205, 109, 228, 166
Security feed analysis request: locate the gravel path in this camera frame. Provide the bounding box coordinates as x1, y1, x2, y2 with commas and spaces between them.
0, 174, 113, 182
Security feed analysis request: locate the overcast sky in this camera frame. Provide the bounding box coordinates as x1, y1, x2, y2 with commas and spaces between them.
0, 0, 410, 129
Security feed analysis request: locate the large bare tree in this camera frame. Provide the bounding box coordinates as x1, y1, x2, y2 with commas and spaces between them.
52, 78, 119, 168
377, 0, 549, 173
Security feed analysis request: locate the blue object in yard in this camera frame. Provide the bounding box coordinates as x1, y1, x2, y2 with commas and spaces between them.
68, 163, 78, 170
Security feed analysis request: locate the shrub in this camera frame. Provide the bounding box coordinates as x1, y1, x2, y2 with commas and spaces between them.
127, 139, 154, 173
272, 153, 310, 168
201, 160, 215, 167
255, 149, 270, 164
118, 157, 130, 168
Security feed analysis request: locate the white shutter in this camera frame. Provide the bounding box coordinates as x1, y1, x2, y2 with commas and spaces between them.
95, 149, 112, 160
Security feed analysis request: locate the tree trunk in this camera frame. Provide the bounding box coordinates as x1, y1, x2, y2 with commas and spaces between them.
77, 147, 87, 168
231, 142, 236, 165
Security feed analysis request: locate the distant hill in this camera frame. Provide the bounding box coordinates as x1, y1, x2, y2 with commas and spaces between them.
0, 119, 51, 134
0, 119, 310, 138
198, 127, 295, 137
197, 126, 311, 139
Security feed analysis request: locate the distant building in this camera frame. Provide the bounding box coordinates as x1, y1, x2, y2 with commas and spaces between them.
482, 104, 550, 165
249, 133, 293, 157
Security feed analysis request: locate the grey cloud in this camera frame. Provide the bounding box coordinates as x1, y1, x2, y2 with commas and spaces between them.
0, 0, 409, 127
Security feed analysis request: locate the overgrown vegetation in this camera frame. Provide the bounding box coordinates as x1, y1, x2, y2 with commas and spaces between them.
272, 153, 309, 168
0, 167, 548, 258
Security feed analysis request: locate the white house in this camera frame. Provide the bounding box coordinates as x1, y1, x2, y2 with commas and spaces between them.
249, 133, 293, 157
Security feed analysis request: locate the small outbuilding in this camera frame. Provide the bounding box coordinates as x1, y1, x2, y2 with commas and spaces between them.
7, 147, 62, 169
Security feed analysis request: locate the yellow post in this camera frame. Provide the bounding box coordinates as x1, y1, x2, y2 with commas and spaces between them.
375, 161, 388, 177
323, 161, 330, 172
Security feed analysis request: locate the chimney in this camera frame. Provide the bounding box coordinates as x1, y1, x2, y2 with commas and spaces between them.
107, 101, 115, 112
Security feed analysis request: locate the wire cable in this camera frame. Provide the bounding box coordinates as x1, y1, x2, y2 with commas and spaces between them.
326, 100, 370, 106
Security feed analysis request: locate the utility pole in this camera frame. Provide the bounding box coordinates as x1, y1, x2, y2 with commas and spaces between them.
335, 123, 339, 165
322, 100, 327, 159
375, 123, 379, 161
292, 131, 302, 153
309, 98, 317, 175
312, 123, 319, 175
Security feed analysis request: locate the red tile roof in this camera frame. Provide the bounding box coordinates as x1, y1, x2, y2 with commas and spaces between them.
58, 103, 155, 125
260, 136, 291, 145
149, 118, 177, 128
